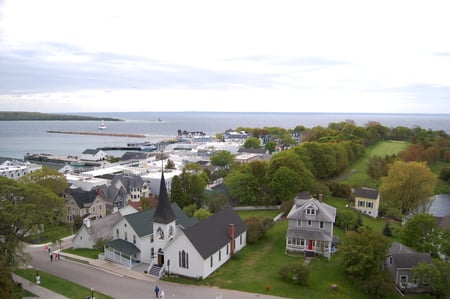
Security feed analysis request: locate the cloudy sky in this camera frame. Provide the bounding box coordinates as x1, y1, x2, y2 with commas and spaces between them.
1, 0, 449, 113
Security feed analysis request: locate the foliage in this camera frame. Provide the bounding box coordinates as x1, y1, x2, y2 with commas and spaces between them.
210, 150, 234, 167
0, 252, 21, 299
327, 182, 352, 199
19, 167, 68, 196
382, 221, 392, 237
278, 263, 310, 286
0, 111, 120, 121
280, 199, 294, 215
225, 168, 260, 205
400, 213, 443, 256
265, 141, 277, 153
270, 166, 304, 202
193, 208, 212, 220
340, 227, 390, 280
379, 161, 437, 215
244, 216, 273, 243
165, 159, 176, 169
412, 259, 450, 299
94, 238, 110, 251
0, 176, 65, 266
335, 210, 361, 232
366, 155, 389, 180
203, 191, 228, 213
439, 166, 450, 181
243, 136, 261, 149
169, 170, 207, 208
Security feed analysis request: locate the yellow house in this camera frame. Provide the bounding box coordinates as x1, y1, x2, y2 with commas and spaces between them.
353, 187, 380, 218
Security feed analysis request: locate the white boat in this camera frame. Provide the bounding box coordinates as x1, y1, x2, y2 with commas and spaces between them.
98, 120, 107, 130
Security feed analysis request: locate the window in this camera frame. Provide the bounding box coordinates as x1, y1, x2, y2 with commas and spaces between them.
297, 219, 302, 227
169, 226, 174, 238
307, 220, 312, 226
210, 256, 213, 267
124, 231, 128, 241
179, 250, 189, 269
306, 207, 315, 215
218, 250, 221, 261
157, 227, 164, 240
133, 235, 136, 244
320, 221, 324, 229
226, 244, 229, 255
400, 275, 408, 287
116, 229, 119, 238
240, 235, 242, 245
358, 200, 365, 207
366, 202, 373, 208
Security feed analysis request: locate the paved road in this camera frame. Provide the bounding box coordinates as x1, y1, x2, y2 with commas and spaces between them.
23, 239, 289, 299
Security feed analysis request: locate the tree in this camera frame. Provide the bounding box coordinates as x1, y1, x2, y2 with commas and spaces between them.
379, 161, 437, 215
279, 263, 310, 286
0, 177, 65, 266
19, 167, 68, 196
340, 227, 390, 280
210, 150, 235, 168
382, 221, 393, 237
169, 175, 190, 208
193, 208, 212, 221
243, 136, 261, 149
224, 169, 259, 205
165, 159, 176, 170
203, 191, 228, 213
412, 260, 450, 299
265, 141, 277, 154
400, 213, 441, 256
270, 166, 303, 202
366, 155, 389, 180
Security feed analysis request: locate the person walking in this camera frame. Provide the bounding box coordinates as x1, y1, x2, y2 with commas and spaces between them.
154, 285, 159, 298
49, 252, 53, 262
159, 289, 165, 298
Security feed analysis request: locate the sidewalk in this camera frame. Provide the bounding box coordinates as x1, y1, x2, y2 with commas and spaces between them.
13, 274, 69, 299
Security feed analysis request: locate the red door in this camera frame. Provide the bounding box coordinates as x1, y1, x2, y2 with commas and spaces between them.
307, 240, 313, 250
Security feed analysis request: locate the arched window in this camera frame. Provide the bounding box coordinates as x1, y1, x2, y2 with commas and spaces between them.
179, 250, 189, 269
156, 227, 164, 240
169, 225, 174, 238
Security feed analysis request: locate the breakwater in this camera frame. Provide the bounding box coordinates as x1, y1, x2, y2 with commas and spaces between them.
47, 130, 146, 138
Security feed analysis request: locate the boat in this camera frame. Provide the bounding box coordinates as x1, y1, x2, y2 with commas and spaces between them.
126, 141, 158, 152
98, 120, 107, 130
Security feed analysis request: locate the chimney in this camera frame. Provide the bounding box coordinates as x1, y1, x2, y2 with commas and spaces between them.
83, 218, 91, 228
229, 224, 235, 256
318, 193, 323, 202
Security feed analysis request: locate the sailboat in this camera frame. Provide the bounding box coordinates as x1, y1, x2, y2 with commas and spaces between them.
98, 120, 107, 130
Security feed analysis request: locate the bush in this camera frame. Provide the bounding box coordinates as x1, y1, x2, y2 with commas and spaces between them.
244, 216, 273, 244
439, 166, 450, 181
278, 263, 309, 286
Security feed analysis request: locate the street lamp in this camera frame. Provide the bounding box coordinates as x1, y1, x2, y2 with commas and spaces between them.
91, 287, 94, 299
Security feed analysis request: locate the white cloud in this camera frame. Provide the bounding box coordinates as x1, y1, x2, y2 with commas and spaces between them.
0, 0, 450, 113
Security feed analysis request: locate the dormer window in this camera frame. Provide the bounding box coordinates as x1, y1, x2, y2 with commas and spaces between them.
306, 206, 315, 215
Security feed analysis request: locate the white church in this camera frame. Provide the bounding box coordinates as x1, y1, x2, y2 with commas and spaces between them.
104, 172, 247, 279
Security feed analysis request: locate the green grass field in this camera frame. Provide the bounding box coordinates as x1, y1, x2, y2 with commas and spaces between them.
14, 269, 113, 299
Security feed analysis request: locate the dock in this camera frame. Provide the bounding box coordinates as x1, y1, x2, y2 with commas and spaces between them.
47, 130, 147, 138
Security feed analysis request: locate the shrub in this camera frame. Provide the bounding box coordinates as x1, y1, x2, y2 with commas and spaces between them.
244, 216, 273, 244
278, 263, 309, 286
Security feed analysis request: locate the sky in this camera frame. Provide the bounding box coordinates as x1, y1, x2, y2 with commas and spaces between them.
0, 0, 450, 114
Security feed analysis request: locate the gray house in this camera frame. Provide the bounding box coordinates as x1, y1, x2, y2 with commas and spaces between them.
286, 192, 337, 259
385, 242, 432, 294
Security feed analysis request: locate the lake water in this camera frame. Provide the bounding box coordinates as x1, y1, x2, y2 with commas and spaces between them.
0, 112, 449, 159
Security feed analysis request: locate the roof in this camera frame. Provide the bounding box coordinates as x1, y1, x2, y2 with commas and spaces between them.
353, 187, 379, 199
105, 238, 140, 255
120, 152, 148, 161
237, 147, 267, 154
124, 202, 198, 237
84, 212, 123, 241
388, 242, 417, 255
183, 207, 247, 259
82, 149, 101, 155
287, 196, 336, 223
152, 172, 177, 224
391, 253, 432, 269
67, 187, 99, 208
286, 227, 332, 242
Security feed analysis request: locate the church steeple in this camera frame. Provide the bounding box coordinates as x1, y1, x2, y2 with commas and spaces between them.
153, 172, 176, 224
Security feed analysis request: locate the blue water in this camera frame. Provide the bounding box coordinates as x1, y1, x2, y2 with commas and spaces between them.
0, 112, 449, 159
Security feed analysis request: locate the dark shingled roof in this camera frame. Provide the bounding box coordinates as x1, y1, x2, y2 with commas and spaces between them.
105, 238, 140, 255
353, 187, 379, 199
183, 207, 246, 259
125, 202, 198, 237
67, 188, 99, 208
391, 253, 432, 268
153, 172, 177, 224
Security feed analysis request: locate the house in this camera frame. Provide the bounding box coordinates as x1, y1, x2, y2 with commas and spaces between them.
385, 242, 432, 293
104, 172, 247, 280
0, 160, 41, 179
64, 187, 108, 223
286, 192, 337, 259
353, 187, 380, 218
81, 149, 107, 161
73, 205, 137, 249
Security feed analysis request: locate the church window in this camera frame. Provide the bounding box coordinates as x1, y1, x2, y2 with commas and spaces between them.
179, 250, 189, 269
157, 227, 164, 240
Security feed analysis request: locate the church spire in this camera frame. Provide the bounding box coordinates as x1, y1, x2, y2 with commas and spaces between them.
153, 172, 176, 224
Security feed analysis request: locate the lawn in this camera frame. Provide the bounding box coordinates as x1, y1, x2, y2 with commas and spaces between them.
339, 140, 409, 187
14, 268, 113, 299
63, 247, 101, 259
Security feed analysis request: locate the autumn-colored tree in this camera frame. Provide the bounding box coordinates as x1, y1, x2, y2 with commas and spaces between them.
379, 161, 437, 215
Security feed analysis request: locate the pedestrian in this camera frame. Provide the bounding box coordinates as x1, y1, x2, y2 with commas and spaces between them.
47, 246, 51, 254
154, 285, 159, 298
50, 252, 53, 262
159, 289, 165, 298
57, 251, 61, 260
